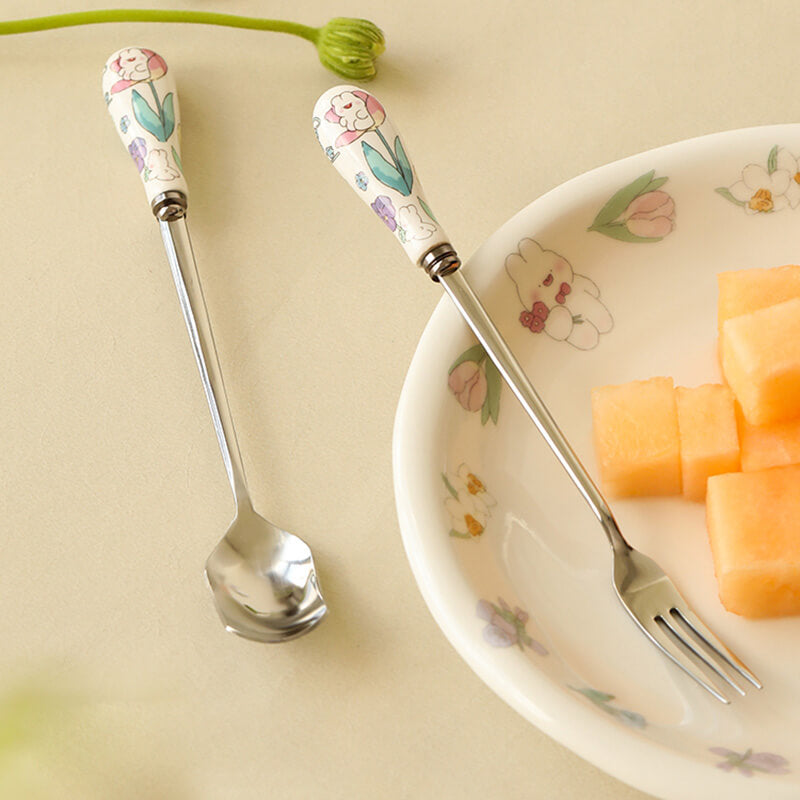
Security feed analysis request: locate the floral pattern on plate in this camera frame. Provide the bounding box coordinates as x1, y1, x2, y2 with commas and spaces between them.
588, 170, 675, 242
569, 687, 646, 729
443, 464, 496, 538
710, 747, 791, 777
447, 343, 502, 424
477, 597, 547, 654
716, 145, 800, 212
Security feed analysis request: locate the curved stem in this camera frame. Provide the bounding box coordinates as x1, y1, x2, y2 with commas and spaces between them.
0, 10, 319, 41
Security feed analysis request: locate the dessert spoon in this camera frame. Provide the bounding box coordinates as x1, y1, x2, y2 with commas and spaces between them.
104, 46, 326, 642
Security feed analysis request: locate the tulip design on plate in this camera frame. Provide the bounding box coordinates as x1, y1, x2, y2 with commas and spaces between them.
476, 597, 547, 654
716, 145, 800, 213
109, 47, 175, 143
443, 464, 496, 539
448, 343, 502, 425
588, 170, 675, 242
324, 89, 414, 196
710, 747, 791, 777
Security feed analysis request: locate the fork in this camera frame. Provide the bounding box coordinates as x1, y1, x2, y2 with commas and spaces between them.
313, 85, 762, 703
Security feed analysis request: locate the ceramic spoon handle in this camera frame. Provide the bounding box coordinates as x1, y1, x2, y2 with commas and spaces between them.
103, 46, 188, 212
104, 47, 250, 507
313, 86, 628, 551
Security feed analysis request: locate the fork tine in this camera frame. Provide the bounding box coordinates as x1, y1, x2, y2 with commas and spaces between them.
669, 606, 762, 689
635, 614, 730, 703
656, 614, 746, 697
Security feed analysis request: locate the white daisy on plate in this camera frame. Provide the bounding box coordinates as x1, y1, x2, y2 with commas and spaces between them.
445, 491, 489, 538
451, 464, 497, 508
728, 163, 791, 213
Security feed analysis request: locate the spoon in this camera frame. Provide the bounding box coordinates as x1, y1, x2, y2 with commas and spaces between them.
103, 47, 326, 642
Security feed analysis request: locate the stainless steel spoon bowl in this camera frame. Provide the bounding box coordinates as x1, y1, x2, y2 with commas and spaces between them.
206, 509, 327, 642
103, 47, 326, 642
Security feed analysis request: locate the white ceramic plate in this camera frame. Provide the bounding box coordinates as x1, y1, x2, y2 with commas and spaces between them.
393, 124, 800, 800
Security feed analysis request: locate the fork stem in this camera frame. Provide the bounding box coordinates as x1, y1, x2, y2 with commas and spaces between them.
439, 269, 631, 554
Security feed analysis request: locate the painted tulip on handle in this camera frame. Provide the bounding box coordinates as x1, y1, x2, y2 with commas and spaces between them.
103, 46, 187, 208
313, 85, 449, 265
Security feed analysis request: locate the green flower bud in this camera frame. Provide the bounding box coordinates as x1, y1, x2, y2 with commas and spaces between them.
315, 17, 386, 81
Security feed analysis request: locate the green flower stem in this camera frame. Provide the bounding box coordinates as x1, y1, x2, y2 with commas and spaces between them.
0, 11, 385, 80
375, 128, 402, 173
0, 10, 317, 40
147, 80, 163, 122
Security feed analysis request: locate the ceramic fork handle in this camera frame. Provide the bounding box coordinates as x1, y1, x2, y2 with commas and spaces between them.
314, 85, 629, 552
103, 46, 188, 210
313, 85, 451, 266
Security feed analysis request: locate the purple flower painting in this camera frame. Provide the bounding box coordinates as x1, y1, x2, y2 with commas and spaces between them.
371, 195, 397, 231
476, 597, 547, 654
128, 137, 146, 173
710, 747, 790, 777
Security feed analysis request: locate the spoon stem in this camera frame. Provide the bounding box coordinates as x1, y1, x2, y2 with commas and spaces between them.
159, 213, 251, 510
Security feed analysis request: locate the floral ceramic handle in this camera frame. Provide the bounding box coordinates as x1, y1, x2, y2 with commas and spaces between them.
313, 85, 451, 268
102, 47, 188, 209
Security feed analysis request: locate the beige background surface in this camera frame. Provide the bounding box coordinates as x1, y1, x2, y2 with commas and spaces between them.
0, 1, 795, 797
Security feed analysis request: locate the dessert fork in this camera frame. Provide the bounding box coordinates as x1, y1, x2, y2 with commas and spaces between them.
312, 85, 761, 702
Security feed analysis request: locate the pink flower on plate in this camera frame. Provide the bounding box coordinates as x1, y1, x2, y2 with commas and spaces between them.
622, 190, 675, 238
448, 360, 487, 412
109, 47, 168, 94
325, 89, 386, 147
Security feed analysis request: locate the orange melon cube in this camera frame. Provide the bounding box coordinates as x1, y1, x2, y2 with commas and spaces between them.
675, 384, 739, 501
721, 297, 800, 425
706, 465, 800, 618
738, 412, 800, 472
591, 377, 681, 498
718, 264, 800, 331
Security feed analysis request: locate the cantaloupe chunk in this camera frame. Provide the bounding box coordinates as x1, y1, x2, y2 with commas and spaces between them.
706, 465, 800, 617
591, 377, 681, 498
718, 264, 800, 331
721, 297, 800, 425
675, 384, 739, 501
738, 410, 800, 472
